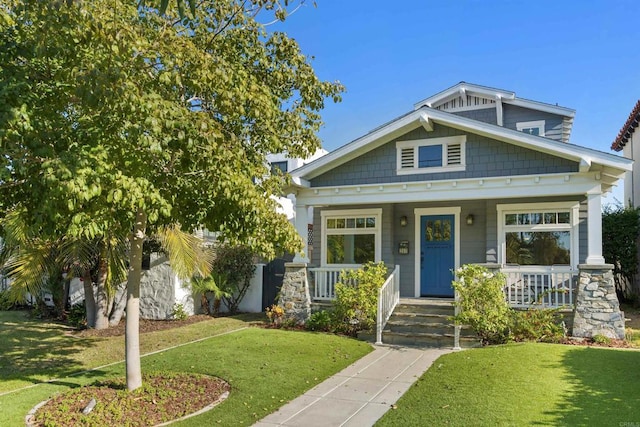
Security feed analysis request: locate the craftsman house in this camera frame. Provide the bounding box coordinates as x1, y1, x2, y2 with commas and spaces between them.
283, 83, 630, 342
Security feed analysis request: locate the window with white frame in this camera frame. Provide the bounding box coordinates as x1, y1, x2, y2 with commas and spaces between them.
498, 202, 579, 267
321, 209, 382, 266
516, 120, 545, 137
396, 135, 466, 175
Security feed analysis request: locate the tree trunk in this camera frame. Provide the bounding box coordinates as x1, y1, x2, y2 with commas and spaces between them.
108, 283, 127, 326
94, 253, 110, 330
126, 208, 146, 391
83, 271, 97, 328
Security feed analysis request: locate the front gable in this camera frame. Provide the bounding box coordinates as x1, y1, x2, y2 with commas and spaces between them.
310, 123, 578, 188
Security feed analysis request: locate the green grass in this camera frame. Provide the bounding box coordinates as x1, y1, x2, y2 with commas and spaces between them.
377, 343, 640, 426
0, 310, 259, 393
0, 311, 372, 426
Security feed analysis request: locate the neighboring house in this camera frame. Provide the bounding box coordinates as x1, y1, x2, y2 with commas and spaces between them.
267, 149, 327, 261
611, 100, 640, 207
287, 82, 631, 305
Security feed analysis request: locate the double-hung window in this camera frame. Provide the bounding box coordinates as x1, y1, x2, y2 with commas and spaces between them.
396, 135, 466, 175
497, 202, 579, 268
321, 209, 382, 266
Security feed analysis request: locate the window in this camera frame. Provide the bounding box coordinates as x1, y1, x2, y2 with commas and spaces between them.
396, 135, 466, 175
321, 209, 382, 266
270, 161, 288, 174
498, 202, 579, 267
516, 120, 545, 137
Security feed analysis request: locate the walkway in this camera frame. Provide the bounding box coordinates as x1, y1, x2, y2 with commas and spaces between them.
254, 345, 453, 427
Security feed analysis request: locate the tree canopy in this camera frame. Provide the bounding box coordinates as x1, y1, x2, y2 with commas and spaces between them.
0, 0, 342, 257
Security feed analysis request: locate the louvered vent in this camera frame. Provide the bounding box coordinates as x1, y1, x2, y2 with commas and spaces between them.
447, 144, 462, 165
400, 147, 414, 168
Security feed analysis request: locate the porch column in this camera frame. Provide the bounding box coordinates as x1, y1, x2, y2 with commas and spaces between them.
585, 190, 606, 265
293, 203, 310, 263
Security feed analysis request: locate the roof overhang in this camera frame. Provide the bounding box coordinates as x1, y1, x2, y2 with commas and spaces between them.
290, 106, 631, 187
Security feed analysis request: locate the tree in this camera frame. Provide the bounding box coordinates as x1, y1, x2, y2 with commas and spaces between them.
0, 0, 342, 390
602, 204, 640, 302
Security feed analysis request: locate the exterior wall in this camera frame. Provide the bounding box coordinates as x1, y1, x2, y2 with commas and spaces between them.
451, 107, 497, 125
312, 195, 588, 298
623, 129, 640, 207
311, 123, 578, 187
502, 103, 565, 142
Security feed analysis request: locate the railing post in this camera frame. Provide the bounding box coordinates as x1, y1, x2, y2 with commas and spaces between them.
453, 287, 461, 350
376, 285, 383, 345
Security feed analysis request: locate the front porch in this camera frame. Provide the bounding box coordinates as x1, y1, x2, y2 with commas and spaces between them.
309, 264, 578, 309
285, 262, 622, 347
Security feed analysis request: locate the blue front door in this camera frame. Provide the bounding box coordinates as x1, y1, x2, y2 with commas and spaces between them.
420, 215, 455, 297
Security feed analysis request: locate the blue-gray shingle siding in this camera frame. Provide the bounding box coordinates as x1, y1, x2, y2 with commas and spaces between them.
502, 103, 565, 142
311, 123, 578, 188
451, 107, 498, 125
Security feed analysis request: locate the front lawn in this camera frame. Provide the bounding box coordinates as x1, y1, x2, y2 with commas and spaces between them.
0, 311, 372, 426
377, 343, 640, 426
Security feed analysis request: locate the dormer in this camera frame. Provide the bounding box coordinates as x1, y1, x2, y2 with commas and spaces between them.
413, 82, 576, 143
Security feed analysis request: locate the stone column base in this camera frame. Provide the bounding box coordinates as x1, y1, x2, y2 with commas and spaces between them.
278, 263, 311, 325
572, 264, 625, 340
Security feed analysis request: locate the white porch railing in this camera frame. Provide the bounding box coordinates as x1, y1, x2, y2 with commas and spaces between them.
376, 265, 400, 345
308, 267, 356, 300
502, 266, 578, 308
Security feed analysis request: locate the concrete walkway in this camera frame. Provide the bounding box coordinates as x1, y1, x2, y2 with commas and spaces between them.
254, 345, 453, 427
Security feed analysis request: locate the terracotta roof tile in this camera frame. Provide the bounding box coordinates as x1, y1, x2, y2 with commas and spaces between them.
612, 100, 640, 151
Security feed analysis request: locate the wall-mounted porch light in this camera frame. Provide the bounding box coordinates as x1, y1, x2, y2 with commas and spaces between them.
466, 214, 474, 226
400, 215, 408, 227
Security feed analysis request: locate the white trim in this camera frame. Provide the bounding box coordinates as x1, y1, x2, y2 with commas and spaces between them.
296, 173, 601, 206
517, 120, 546, 137
496, 201, 580, 269
320, 208, 382, 267
413, 207, 461, 297
396, 135, 467, 175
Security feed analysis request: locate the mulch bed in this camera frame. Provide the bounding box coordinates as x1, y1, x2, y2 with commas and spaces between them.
29, 373, 230, 427
72, 314, 216, 338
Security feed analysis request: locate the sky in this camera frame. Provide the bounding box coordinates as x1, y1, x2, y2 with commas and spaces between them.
271, 0, 640, 204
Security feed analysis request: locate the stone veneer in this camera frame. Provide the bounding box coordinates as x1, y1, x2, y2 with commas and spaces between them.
278, 263, 311, 324
572, 264, 625, 340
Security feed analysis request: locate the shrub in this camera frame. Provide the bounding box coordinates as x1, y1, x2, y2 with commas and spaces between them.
510, 309, 565, 343
602, 205, 640, 303
67, 303, 87, 329
265, 304, 285, 326
171, 303, 188, 320
452, 264, 511, 345
306, 310, 333, 332
212, 245, 256, 314
592, 334, 612, 345
0, 289, 16, 310
332, 262, 388, 336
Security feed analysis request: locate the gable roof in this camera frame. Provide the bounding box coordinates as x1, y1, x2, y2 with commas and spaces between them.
413, 82, 576, 118
611, 100, 640, 151
290, 105, 631, 192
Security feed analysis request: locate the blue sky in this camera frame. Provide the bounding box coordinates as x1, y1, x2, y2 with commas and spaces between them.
273, 0, 640, 204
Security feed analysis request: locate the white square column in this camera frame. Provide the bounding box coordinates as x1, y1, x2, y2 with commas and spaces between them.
292, 203, 310, 263
585, 189, 606, 265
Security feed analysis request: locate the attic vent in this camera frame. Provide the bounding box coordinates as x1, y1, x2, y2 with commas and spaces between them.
447, 144, 462, 165
400, 147, 414, 168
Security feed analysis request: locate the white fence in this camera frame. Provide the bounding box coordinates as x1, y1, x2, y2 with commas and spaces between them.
502, 266, 577, 308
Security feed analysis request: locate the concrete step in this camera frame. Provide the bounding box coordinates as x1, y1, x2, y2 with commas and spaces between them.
384, 319, 477, 337
380, 331, 481, 349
